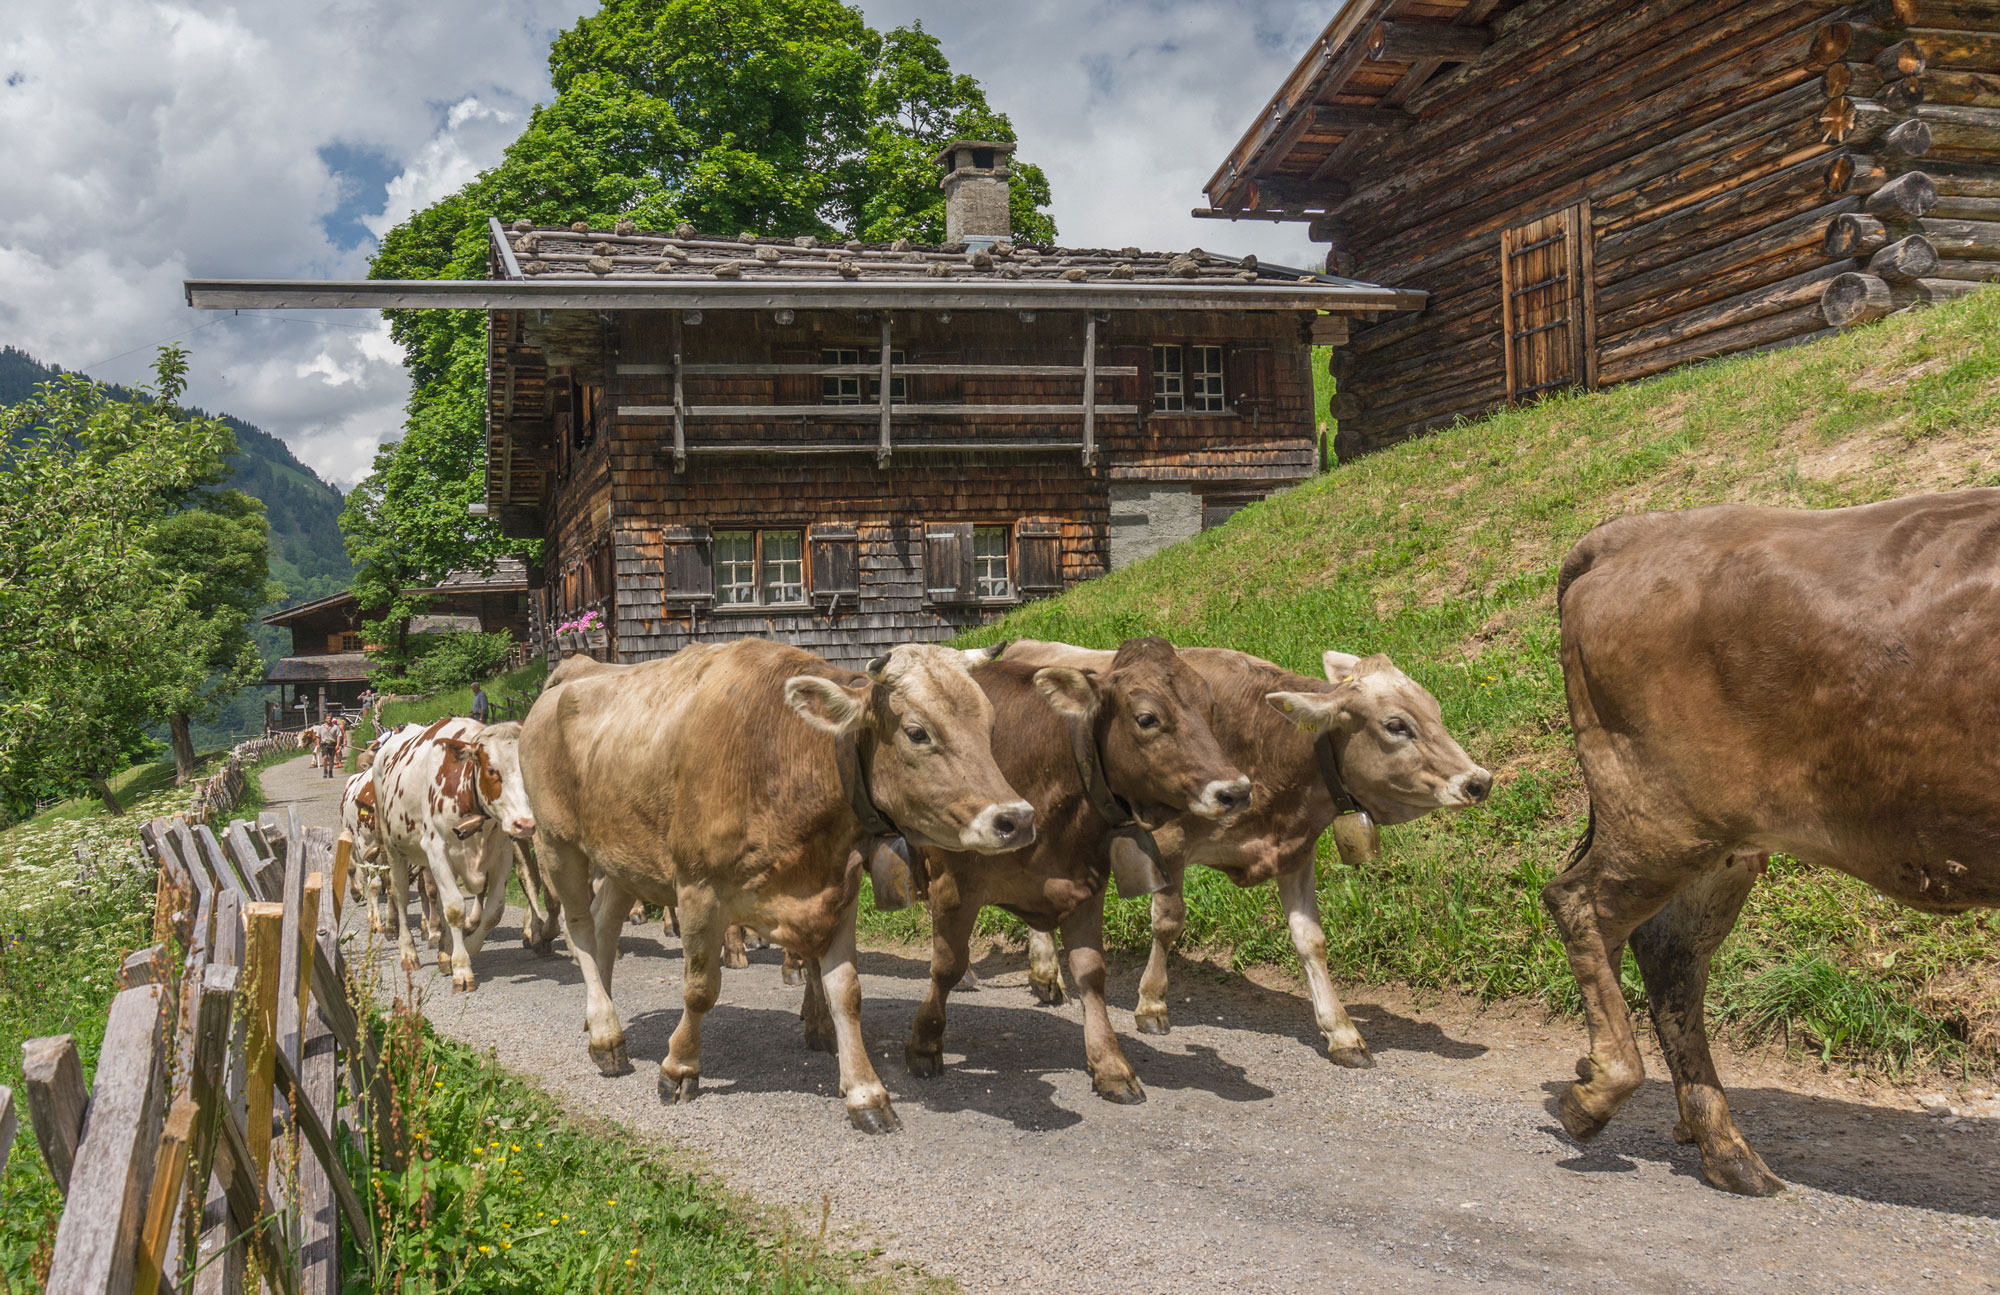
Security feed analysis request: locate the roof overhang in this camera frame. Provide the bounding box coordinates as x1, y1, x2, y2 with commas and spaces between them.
184, 276, 1425, 314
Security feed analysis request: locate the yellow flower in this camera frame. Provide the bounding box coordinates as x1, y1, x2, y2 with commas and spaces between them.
510, 1144, 521, 1153
501, 1242, 511, 1251
626, 1259, 635, 1268
607, 1198, 617, 1205
629, 1248, 640, 1256
578, 1228, 587, 1236
477, 1245, 489, 1254
471, 1147, 483, 1156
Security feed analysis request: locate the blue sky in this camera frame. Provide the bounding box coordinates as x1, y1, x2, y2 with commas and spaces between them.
0, 1, 1329, 486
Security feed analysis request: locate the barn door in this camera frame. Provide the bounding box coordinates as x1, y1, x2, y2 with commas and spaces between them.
1500, 203, 1596, 403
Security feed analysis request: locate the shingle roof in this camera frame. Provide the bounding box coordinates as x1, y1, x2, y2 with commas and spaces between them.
266, 652, 374, 683
495, 219, 1354, 290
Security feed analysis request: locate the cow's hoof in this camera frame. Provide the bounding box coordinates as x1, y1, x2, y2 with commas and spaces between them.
1028, 977, 1066, 1007
781, 964, 803, 987
1701, 1148, 1785, 1197
1093, 1074, 1147, 1105
1326, 1043, 1375, 1070
589, 1042, 630, 1076
529, 940, 556, 959
721, 948, 749, 970
1673, 1119, 1696, 1145
1133, 1008, 1171, 1035
955, 966, 981, 992
1557, 1083, 1610, 1143
453, 973, 477, 993
399, 953, 420, 972
848, 1103, 902, 1135
804, 1029, 836, 1055
660, 1072, 700, 1105
906, 1046, 944, 1078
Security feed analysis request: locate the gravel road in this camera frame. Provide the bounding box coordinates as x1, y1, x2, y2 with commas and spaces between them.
265, 754, 2000, 1293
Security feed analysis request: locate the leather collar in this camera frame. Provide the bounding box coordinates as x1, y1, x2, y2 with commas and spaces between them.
1313, 731, 1365, 818
837, 730, 902, 840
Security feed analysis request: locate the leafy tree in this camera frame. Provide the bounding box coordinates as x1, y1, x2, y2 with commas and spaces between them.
351, 0, 1055, 603
0, 349, 249, 814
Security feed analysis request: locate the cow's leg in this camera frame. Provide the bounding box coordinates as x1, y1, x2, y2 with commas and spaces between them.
544, 838, 629, 1074
820, 896, 900, 1133
1132, 859, 1188, 1034
388, 849, 421, 972
722, 923, 750, 970
661, 885, 721, 1104
514, 841, 556, 955
1026, 927, 1065, 1006
1278, 856, 1372, 1068
417, 866, 442, 944
1629, 853, 1781, 1197
800, 956, 835, 1052
454, 836, 516, 991
1062, 895, 1144, 1104
1541, 830, 1693, 1144
906, 895, 980, 1079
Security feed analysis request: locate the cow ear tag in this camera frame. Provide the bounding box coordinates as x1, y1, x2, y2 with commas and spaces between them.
1331, 810, 1381, 869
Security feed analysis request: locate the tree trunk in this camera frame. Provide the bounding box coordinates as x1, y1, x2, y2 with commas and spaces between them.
90, 775, 125, 817
168, 713, 198, 785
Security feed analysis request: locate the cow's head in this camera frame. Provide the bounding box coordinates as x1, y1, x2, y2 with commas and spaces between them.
438, 722, 537, 840
1034, 636, 1250, 825
1266, 651, 1492, 825
785, 642, 1035, 854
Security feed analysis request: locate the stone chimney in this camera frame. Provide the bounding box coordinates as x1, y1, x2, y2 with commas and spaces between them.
936, 139, 1015, 247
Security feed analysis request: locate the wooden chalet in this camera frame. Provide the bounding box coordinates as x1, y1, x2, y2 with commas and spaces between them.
261, 560, 531, 714
192, 141, 1422, 666
1200, 0, 2000, 458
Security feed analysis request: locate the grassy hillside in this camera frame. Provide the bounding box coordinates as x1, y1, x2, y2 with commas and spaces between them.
941, 288, 2000, 1073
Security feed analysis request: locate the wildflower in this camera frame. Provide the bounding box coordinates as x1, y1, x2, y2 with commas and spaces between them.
478, 1245, 490, 1254
510, 1144, 521, 1153
630, 1248, 640, 1256
607, 1198, 617, 1205
501, 1242, 511, 1251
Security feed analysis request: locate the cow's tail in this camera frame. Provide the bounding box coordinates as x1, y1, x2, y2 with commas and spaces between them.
1553, 518, 1635, 879
1562, 800, 1595, 873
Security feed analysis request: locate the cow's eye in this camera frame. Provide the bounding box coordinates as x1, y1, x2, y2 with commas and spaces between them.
1384, 717, 1412, 738
1135, 712, 1160, 731
904, 725, 932, 746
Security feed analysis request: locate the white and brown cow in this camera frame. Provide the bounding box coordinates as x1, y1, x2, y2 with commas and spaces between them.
1008, 641, 1491, 1066
373, 716, 537, 991
518, 637, 1034, 1133
340, 723, 428, 935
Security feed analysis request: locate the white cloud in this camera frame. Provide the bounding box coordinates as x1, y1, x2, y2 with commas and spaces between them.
0, 0, 1332, 492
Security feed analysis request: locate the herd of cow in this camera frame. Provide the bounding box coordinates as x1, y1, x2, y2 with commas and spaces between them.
336, 489, 2000, 1200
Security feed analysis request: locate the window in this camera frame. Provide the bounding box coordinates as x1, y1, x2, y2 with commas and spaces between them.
1152, 344, 1184, 411
713, 529, 807, 607
822, 349, 906, 404
1501, 202, 1597, 403
972, 526, 1011, 600
1190, 345, 1226, 412
340, 633, 362, 652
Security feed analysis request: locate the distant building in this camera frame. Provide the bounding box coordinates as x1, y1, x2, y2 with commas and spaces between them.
260, 559, 531, 718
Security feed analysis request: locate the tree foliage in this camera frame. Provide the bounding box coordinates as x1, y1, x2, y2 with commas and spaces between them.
350, 0, 1055, 601
0, 348, 266, 814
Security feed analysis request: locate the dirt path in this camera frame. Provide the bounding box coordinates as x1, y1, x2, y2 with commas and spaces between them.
267, 755, 2000, 1293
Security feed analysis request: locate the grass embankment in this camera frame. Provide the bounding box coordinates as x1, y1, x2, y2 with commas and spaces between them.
870, 288, 2000, 1074
379, 660, 549, 731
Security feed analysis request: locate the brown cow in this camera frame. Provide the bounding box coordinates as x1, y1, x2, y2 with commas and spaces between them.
518, 637, 1034, 1132
1008, 641, 1492, 1066
900, 637, 1250, 1102
1546, 490, 2000, 1197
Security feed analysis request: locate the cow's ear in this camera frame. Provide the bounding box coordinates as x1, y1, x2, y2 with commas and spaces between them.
437, 737, 471, 756
1321, 650, 1363, 682
1266, 690, 1344, 733
962, 639, 1009, 669
785, 675, 872, 736
1032, 666, 1098, 719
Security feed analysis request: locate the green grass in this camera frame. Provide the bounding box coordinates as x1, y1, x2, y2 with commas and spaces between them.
2, 758, 178, 834
347, 1013, 912, 1294
379, 659, 549, 730
867, 287, 2000, 1074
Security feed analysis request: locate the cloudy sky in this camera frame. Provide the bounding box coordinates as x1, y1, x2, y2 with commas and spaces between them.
0, 1, 1330, 488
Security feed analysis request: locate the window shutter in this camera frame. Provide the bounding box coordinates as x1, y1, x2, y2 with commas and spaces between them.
1137, 344, 1156, 416
810, 524, 860, 601
1501, 202, 1596, 403
660, 524, 713, 601
1016, 520, 1064, 594
1226, 347, 1274, 409
923, 522, 975, 605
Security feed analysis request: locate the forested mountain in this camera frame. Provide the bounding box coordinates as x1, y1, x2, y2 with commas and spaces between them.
0, 346, 351, 603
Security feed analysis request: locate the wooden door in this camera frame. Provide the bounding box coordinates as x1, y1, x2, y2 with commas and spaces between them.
1500, 203, 1596, 403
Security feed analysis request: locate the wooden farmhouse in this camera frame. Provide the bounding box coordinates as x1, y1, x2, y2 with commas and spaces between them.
191, 141, 1420, 665
1199, 0, 2000, 458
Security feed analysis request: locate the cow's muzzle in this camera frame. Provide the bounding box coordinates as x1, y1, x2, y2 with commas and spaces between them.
506, 815, 536, 839
1447, 768, 1495, 806
961, 801, 1036, 853
1191, 776, 1252, 820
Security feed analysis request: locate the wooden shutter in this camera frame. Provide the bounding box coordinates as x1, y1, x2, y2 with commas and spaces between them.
1016, 520, 1064, 594
1500, 202, 1596, 404
923, 523, 974, 605
1225, 346, 1274, 410
810, 524, 860, 601
660, 524, 713, 601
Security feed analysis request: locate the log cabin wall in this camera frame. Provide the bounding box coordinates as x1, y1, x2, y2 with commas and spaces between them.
1205, 0, 2000, 458
499, 305, 1319, 668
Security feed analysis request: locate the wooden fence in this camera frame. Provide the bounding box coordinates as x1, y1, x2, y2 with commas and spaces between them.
9, 810, 393, 1294
185, 736, 299, 826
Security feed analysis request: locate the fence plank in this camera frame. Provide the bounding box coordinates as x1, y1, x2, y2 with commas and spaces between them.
45, 983, 168, 1295
275, 1037, 366, 1256
121, 947, 165, 989
189, 966, 297, 1295
0, 1085, 15, 1178
21, 1035, 87, 1196
310, 933, 401, 1171
188, 965, 241, 1295
277, 846, 308, 1093
242, 903, 283, 1191
134, 1097, 196, 1295
329, 837, 352, 923
298, 885, 343, 1294
197, 825, 250, 898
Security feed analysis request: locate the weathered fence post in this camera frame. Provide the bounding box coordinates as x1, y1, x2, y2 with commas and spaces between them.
21, 1035, 87, 1196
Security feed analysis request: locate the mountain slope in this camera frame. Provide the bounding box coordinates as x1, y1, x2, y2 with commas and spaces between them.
947, 287, 2000, 1069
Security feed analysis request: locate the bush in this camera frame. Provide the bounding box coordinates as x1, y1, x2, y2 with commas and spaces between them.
377, 631, 516, 696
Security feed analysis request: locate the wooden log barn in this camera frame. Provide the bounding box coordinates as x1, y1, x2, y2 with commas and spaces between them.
1199, 0, 2000, 458
189, 141, 1421, 665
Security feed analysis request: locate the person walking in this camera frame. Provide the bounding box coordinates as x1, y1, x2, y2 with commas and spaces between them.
471, 683, 489, 724
317, 715, 342, 779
